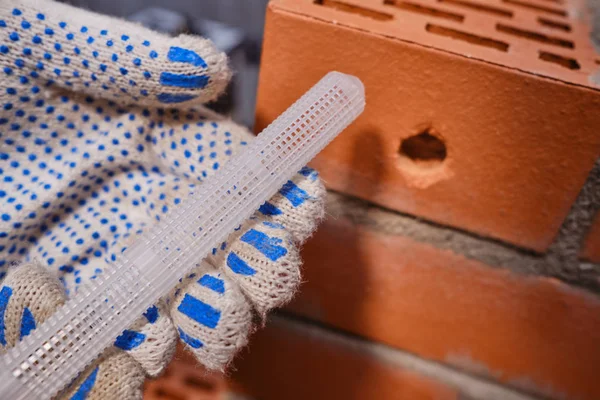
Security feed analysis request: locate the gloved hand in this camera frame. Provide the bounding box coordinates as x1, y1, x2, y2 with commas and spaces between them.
0, 0, 326, 398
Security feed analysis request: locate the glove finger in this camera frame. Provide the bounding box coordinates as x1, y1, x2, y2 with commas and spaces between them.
0, 0, 230, 107
258, 167, 326, 244
0, 262, 146, 400
210, 214, 302, 317
113, 301, 178, 378
0, 261, 66, 352
58, 349, 145, 400
85, 233, 178, 378
169, 260, 253, 371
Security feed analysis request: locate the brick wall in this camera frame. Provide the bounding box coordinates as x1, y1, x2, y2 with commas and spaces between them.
144, 0, 600, 399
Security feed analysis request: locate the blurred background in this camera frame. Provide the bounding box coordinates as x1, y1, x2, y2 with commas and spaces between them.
58, 0, 270, 129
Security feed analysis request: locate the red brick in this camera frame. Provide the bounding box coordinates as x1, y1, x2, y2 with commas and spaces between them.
230, 317, 459, 400
582, 213, 600, 263
144, 345, 227, 400
255, 0, 600, 252
286, 215, 600, 400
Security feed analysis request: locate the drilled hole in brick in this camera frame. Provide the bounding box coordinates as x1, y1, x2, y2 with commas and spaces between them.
537, 17, 571, 32
496, 24, 574, 48
314, 0, 394, 20
438, 0, 513, 17
184, 375, 216, 392
502, 0, 567, 16
397, 129, 451, 188
426, 24, 509, 51
539, 51, 580, 69
399, 130, 447, 165
384, 0, 464, 22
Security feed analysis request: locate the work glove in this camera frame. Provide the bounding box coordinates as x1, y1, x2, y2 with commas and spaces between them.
0, 0, 326, 398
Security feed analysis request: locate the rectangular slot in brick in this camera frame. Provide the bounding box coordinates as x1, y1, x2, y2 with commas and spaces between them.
496, 24, 574, 48
313, 0, 394, 20
152, 388, 186, 400
184, 375, 216, 392
438, 0, 513, 17
384, 0, 465, 22
502, 0, 567, 16
539, 51, 580, 69
537, 17, 572, 32
426, 23, 509, 51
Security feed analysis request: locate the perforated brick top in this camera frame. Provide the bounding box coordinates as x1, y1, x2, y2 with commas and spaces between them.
274, 0, 600, 89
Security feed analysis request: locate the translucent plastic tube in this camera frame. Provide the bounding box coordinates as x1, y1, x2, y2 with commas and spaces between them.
0, 71, 365, 400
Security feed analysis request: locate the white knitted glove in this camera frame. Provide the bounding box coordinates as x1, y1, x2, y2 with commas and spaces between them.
0, 0, 326, 398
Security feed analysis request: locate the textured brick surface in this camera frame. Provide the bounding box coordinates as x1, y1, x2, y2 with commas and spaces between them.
230, 317, 460, 400
582, 213, 600, 263
255, 0, 600, 252
286, 208, 600, 400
